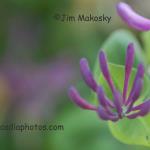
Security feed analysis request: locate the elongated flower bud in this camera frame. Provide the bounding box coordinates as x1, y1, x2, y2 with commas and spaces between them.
99, 51, 115, 93
127, 100, 150, 119
117, 2, 150, 31
97, 106, 118, 122
123, 43, 134, 102
126, 64, 144, 106
80, 58, 98, 92
68, 86, 97, 110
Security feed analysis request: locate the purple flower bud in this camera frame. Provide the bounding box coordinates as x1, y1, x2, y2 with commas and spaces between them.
117, 2, 150, 31
125, 64, 144, 106
129, 79, 143, 104
126, 78, 143, 113
97, 106, 118, 122
80, 58, 98, 92
126, 112, 139, 119
127, 100, 150, 119
99, 51, 116, 93
112, 90, 123, 118
97, 86, 115, 108
136, 64, 145, 78
132, 99, 150, 112
97, 86, 108, 107
123, 43, 134, 102
68, 86, 97, 110
97, 86, 115, 116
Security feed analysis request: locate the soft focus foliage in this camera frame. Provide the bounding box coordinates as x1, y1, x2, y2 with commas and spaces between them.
142, 31, 150, 64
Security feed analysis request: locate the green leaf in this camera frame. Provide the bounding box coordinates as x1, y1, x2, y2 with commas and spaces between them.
141, 31, 150, 64
109, 116, 150, 147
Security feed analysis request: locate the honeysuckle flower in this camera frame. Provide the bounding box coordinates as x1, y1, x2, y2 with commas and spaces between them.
117, 2, 150, 31
68, 43, 150, 122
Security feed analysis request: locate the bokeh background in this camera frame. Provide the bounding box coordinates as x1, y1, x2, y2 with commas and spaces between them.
0, 0, 150, 150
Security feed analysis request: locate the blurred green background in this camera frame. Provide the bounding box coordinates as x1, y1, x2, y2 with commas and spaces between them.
0, 0, 150, 150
